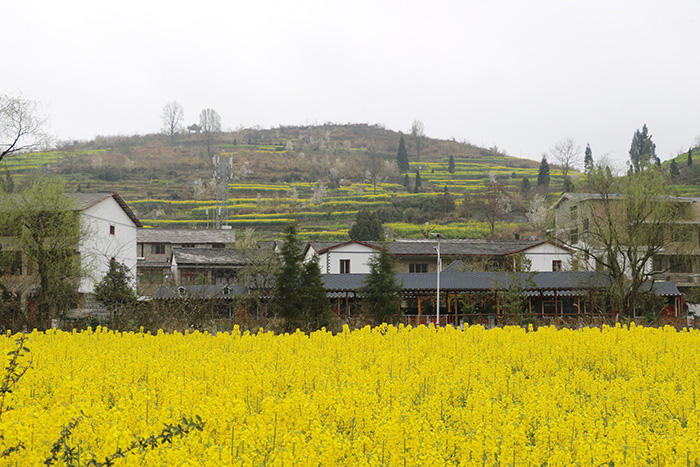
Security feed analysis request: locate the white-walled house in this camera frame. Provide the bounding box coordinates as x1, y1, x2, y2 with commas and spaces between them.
73, 193, 142, 293
304, 241, 381, 274
303, 239, 573, 274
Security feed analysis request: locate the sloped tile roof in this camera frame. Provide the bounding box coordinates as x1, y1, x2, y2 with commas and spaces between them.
172, 248, 248, 266
305, 239, 561, 257
321, 271, 612, 293
138, 229, 235, 244
70, 192, 142, 227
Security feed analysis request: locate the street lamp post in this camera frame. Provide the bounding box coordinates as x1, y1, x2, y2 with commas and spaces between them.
430, 232, 445, 326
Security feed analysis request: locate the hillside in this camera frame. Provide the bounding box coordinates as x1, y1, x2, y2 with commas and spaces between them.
0, 124, 571, 239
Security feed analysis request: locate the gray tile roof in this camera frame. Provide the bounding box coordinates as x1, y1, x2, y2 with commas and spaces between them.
70, 192, 142, 228
138, 229, 235, 244
388, 239, 546, 256
322, 271, 612, 293
305, 239, 556, 258
173, 248, 247, 266
640, 281, 682, 296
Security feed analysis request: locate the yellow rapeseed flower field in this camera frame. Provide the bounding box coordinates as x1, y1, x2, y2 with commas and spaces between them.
2, 324, 700, 466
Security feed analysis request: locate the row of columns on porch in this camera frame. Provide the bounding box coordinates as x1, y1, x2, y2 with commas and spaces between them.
329, 289, 598, 322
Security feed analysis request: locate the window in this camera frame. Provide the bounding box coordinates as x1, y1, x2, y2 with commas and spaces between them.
570, 205, 578, 221
109, 225, 115, 235
552, 260, 562, 272
141, 270, 164, 284
669, 255, 695, 273
340, 259, 351, 274
212, 243, 225, 249
409, 263, 428, 273
569, 228, 579, 244
181, 244, 196, 248
151, 244, 165, 255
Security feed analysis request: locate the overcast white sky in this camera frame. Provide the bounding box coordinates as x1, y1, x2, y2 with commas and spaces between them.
3, 0, 699, 167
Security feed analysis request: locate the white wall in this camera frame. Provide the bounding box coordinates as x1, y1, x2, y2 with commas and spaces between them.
306, 243, 378, 274
524, 243, 573, 272
79, 197, 139, 293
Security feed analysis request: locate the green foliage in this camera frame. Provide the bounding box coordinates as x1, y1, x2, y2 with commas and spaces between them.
0, 170, 14, 193
300, 256, 335, 331
447, 155, 456, 174
537, 156, 550, 186
94, 259, 136, 310
689, 148, 693, 167
0, 178, 82, 326
414, 169, 422, 192
95, 259, 138, 329
629, 124, 658, 172
349, 209, 384, 241
396, 136, 410, 173
670, 159, 680, 179
495, 254, 536, 324
273, 223, 334, 332
584, 144, 594, 175
360, 246, 402, 325
562, 175, 574, 193
520, 177, 531, 197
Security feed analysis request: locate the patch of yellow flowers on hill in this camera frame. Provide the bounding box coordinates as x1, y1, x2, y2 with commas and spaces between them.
2, 324, 700, 466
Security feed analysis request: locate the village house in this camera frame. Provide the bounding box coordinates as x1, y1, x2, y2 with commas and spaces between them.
0, 192, 141, 293
0, 192, 141, 326
553, 193, 700, 291
136, 228, 236, 286
303, 238, 573, 274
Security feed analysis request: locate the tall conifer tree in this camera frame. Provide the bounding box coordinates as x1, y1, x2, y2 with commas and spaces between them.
537, 156, 550, 186
448, 155, 456, 174
584, 144, 594, 174
396, 136, 410, 172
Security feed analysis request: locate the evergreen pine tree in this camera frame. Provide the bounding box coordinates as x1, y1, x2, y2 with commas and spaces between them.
520, 177, 531, 197
299, 255, 334, 331
349, 209, 384, 241
359, 246, 402, 325
414, 169, 422, 192
396, 136, 410, 172
273, 222, 305, 332
629, 124, 657, 172
537, 156, 550, 186
689, 148, 693, 167
584, 144, 594, 174
95, 259, 137, 310
448, 155, 456, 174
403, 173, 410, 189
670, 159, 681, 178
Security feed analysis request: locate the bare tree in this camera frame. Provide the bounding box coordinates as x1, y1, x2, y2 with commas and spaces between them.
0, 94, 50, 163
199, 108, 222, 155
365, 146, 395, 194
557, 166, 693, 316
410, 120, 425, 162
550, 138, 580, 178
161, 101, 184, 144
463, 181, 512, 237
